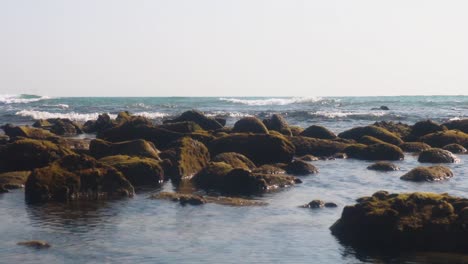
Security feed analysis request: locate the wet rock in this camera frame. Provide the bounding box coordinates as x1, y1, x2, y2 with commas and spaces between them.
0, 171, 31, 189
289, 126, 304, 136
32, 119, 52, 128
160, 137, 210, 181
330, 191, 468, 253
99, 155, 164, 186
409, 120, 447, 139
163, 110, 223, 130
443, 119, 468, 133
263, 114, 292, 136
82, 113, 115, 134
443, 143, 467, 154
420, 130, 468, 148
300, 125, 337, 139
325, 202, 338, 208
48, 118, 83, 136
209, 133, 295, 165
25, 154, 134, 203
399, 142, 432, 153
212, 152, 256, 170
289, 136, 348, 157
17, 240, 51, 249
418, 148, 459, 163
333, 153, 348, 159
373, 121, 412, 139
232, 117, 269, 134
338, 125, 403, 146
151, 192, 267, 206
1, 124, 59, 141
306, 200, 325, 208
156, 121, 203, 133
297, 155, 319, 161
252, 164, 286, 175
344, 143, 404, 161
400, 166, 453, 181
367, 161, 400, 171
214, 118, 227, 127
285, 160, 318, 175
0, 138, 74, 172
90, 139, 160, 159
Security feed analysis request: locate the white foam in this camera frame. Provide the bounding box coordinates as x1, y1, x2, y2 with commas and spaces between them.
219, 97, 324, 106
311, 111, 388, 119
132, 111, 168, 119
205, 111, 253, 118
15, 110, 117, 121
0, 94, 50, 104
42, 104, 69, 109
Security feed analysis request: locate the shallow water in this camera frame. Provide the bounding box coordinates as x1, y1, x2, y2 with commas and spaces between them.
2, 154, 468, 263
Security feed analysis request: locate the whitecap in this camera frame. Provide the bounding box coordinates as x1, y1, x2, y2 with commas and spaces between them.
310, 111, 388, 119
15, 110, 116, 122
0, 94, 50, 104
219, 97, 324, 106
132, 112, 168, 119
205, 111, 253, 118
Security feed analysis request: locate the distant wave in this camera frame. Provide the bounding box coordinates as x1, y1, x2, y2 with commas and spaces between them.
15, 110, 168, 122
308, 111, 396, 120
205, 111, 253, 118
219, 97, 326, 106
41, 104, 69, 109
0, 94, 50, 104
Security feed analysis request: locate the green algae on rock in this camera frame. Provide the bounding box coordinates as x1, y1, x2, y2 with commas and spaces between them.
150, 192, 267, 206
90, 139, 161, 159
300, 125, 337, 139
400, 166, 453, 181
211, 152, 256, 170
418, 148, 459, 163
232, 117, 269, 134
345, 143, 404, 161
338, 125, 403, 146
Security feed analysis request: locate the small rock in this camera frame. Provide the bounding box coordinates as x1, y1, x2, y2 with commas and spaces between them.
17, 240, 51, 249
400, 166, 453, 182
307, 200, 325, 208
285, 160, 318, 175
443, 144, 467, 154
418, 148, 459, 163
367, 161, 400, 171
324, 202, 338, 208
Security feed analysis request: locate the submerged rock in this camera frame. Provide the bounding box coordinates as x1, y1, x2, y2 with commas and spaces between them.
330, 191, 468, 253
345, 143, 404, 161
418, 148, 459, 163
233, 117, 269, 134
301, 200, 338, 208
400, 166, 453, 181
17, 240, 51, 249
150, 192, 267, 206
338, 125, 403, 146
90, 139, 160, 159
367, 161, 400, 171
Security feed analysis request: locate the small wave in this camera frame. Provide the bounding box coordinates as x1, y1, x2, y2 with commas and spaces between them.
205, 111, 253, 118
309, 111, 390, 119
42, 104, 69, 109
219, 97, 325, 106
0, 94, 50, 104
15, 110, 117, 121
132, 112, 168, 119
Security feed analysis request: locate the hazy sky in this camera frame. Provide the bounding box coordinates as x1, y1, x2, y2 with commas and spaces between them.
1, 1, 467, 97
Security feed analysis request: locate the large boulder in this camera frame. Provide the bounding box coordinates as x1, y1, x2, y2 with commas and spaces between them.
345, 143, 404, 161
300, 125, 336, 139
211, 152, 256, 170
420, 130, 468, 148
330, 191, 468, 253
399, 142, 432, 153
99, 155, 164, 186
209, 134, 295, 165
89, 139, 160, 159
288, 136, 348, 157
263, 114, 292, 136
232, 117, 269, 134
192, 162, 299, 194
1, 124, 58, 141
338, 125, 403, 145
443, 119, 468, 133
400, 166, 453, 181
0, 138, 74, 172
160, 137, 210, 181
418, 148, 459, 163
25, 154, 134, 203
163, 110, 223, 130
0, 171, 31, 189
409, 120, 447, 139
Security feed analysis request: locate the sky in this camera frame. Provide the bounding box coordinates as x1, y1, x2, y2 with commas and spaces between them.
0, 0, 467, 97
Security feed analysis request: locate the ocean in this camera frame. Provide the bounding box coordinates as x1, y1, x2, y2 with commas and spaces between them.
1, 94, 468, 263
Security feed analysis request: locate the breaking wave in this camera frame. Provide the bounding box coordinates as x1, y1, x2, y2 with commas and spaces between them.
0, 94, 50, 104
219, 97, 327, 106
15, 110, 168, 122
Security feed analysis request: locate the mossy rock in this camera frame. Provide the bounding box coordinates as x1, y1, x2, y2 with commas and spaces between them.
338, 125, 403, 145
33, 119, 52, 128
409, 120, 447, 139
233, 117, 269, 134
358, 136, 386, 145
0, 171, 31, 189
186, 132, 216, 146
163, 110, 223, 130
367, 161, 400, 171
46, 118, 83, 136
443, 143, 467, 154
418, 148, 459, 163
330, 191, 468, 253
285, 160, 318, 175
156, 121, 203, 133
25, 154, 134, 203
150, 192, 267, 206
82, 113, 115, 134
252, 164, 286, 175
212, 152, 256, 170
0, 138, 74, 172
288, 136, 349, 157
115, 111, 132, 123
209, 133, 295, 165
300, 125, 336, 139
399, 142, 432, 153
373, 121, 412, 139
2, 124, 59, 140
90, 139, 160, 159
401, 166, 453, 181
345, 143, 404, 161
289, 126, 304, 136
443, 119, 468, 133
263, 114, 292, 136
99, 155, 164, 186
160, 137, 210, 181
420, 130, 468, 148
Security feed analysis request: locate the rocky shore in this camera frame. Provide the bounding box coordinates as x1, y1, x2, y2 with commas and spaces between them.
1, 110, 468, 253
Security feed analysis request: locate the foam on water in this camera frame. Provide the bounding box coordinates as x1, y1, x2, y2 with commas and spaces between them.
0, 94, 50, 104
15, 110, 117, 121
219, 97, 325, 106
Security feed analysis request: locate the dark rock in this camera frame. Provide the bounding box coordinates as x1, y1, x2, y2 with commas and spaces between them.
410, 120, 447, 139
212, 152, 256, 170
32, 119, 52, 128
289, 136, 349, 157
214, 118, 227, 127
325, 202, 338, 208
0, 134, 9, 145
297, 155, 319, 161
232, 117, 269, 134
333, 153, 348, 159
289, 126, 304, 136
151, 192, 267, 206
285, 160, 318, 175
418, 148, 459, 163
25, 154, 134, 203
156, 121, 203, 133
306, 200, 325, 208
399, 142, 432, 153
367, 161, 400, 171
99, 155, 164, 186
338, 125, 403, 145
90, 139, 160, 159
252, 164, 286, 175
209, 133, 295, 165
0, 171, 31, 189
345, 143, 404, 161
48, 118, 83, 136
400, 166, 453, 181
82, 113, 115, 134
358, 135, 386, 145
443, 119, 468, 133
0, 185, 8, 193
17, 240, 51, 249
443, 143, 467, 154
300, 125, 336, 139
420, 130, 468, 148
263, 114, 292, 136
163, 110, 223, 130
380, 106, 389, 110
373, 121, 412, 139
